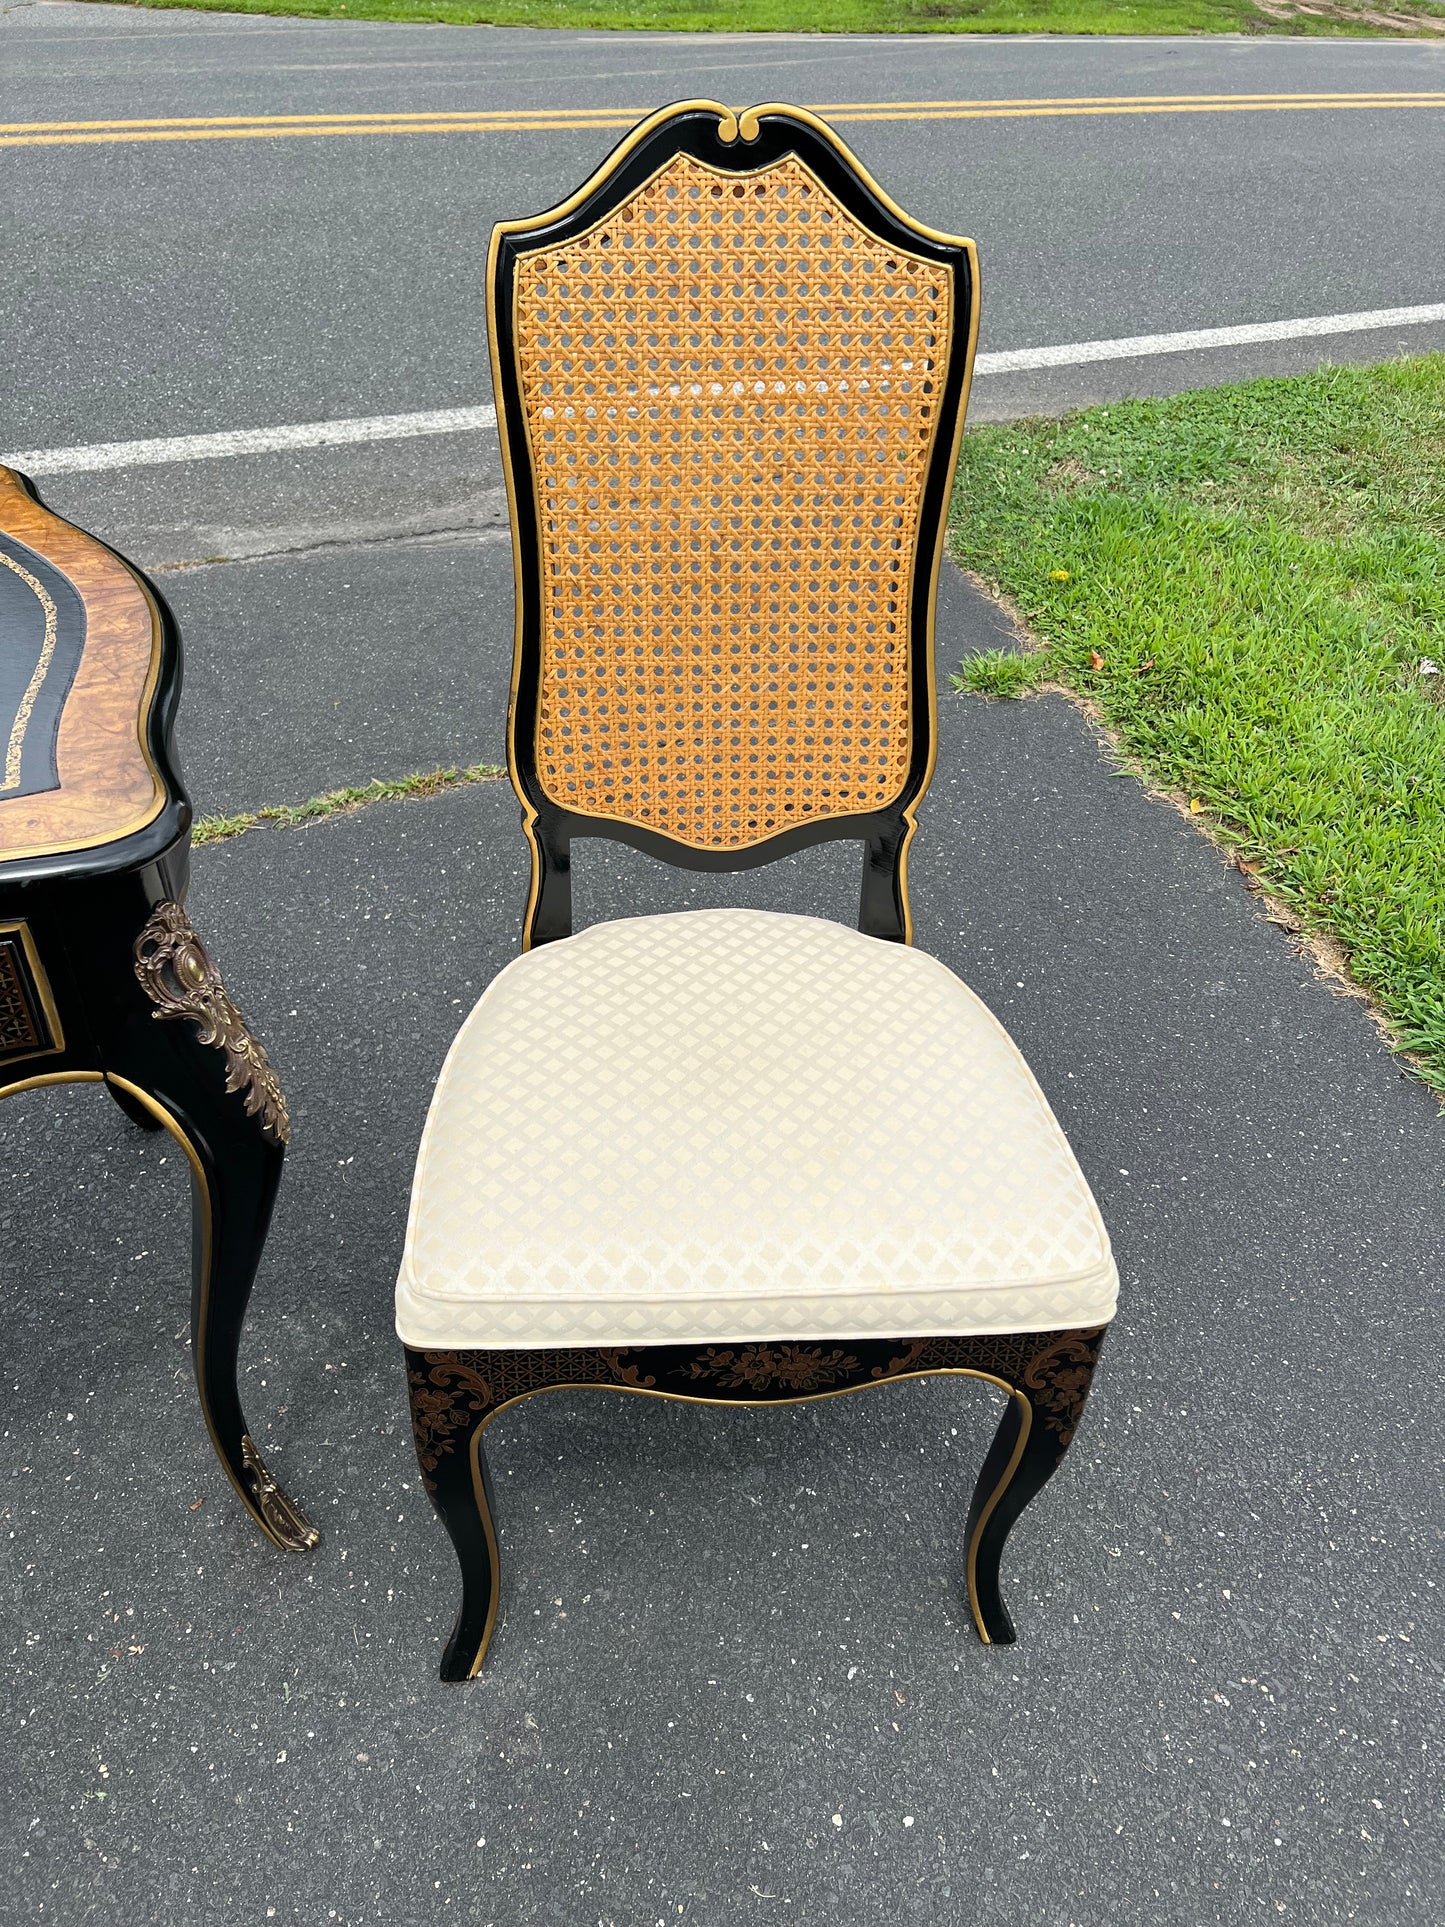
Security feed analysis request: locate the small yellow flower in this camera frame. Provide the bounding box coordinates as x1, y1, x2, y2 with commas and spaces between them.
1049, 568, 1071, 582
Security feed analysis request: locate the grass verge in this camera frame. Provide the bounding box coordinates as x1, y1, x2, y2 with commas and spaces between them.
193, 761, 505, 846
94, 0, 1445, 35
948, 354, 1445, 1092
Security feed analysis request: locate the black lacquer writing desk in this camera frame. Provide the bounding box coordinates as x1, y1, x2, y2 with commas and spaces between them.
0, 464, 315, 1551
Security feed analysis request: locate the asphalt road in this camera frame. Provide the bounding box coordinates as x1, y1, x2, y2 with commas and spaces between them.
2, 12, 1444, 1926
4, 579, 1441, 1927
4, 6, 1445, 456
6, 6, 1445, 567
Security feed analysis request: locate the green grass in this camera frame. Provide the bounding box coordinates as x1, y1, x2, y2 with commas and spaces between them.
95, 0, 1445, 35
192, 761, 504, 846
948, 355, 1445, 1089
954, 648, 1051, 699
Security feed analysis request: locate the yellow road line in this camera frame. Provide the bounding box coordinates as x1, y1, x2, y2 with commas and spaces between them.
825, 92, 1445, 106
4, 93, 1444, 148
6, 92, 1444, 131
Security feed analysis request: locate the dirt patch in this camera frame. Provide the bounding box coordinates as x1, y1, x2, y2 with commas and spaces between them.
1251, 0, 1445, 30
1043, 456, 1102, 492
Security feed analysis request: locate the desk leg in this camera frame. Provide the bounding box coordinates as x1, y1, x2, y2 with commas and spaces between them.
102, 899, 318, 1553
107, 1077, 165, 1132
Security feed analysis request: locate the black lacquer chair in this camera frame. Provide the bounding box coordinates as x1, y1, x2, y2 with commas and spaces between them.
0, 465, 316, 1552
398, 101, 1117, 1679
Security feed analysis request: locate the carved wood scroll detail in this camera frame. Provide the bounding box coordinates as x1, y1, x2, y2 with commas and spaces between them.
133, 901, 289, 1146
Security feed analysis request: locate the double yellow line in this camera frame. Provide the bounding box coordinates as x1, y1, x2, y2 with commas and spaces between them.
4, 91, 1445, 148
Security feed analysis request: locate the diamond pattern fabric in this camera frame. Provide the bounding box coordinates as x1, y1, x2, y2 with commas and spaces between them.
395, 910, 1117, 1348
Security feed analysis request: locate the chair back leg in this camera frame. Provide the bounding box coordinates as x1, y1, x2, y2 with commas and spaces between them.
858, 827, 910, 942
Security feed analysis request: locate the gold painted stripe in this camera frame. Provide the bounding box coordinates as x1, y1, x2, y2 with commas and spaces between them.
0, 549, 60, 795
3, 92, 1444, 148
0, 1070, 103, 1100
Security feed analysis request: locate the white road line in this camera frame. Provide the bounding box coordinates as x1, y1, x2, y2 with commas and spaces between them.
5, 302, 1443, 476
973, 301, 1445, 374
1, 404, 498, 476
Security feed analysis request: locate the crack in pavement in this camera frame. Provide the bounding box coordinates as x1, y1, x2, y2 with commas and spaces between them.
192, 759, 506, 844
147, 517, 509, 574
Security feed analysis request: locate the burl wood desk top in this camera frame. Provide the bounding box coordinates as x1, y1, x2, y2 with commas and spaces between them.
0, 465, 167, 867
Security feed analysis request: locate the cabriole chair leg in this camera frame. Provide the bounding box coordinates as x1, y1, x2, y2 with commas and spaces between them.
408, 1380, 501, 1680
965, 1332, 1107, 1644
434, 1427, 501, 1682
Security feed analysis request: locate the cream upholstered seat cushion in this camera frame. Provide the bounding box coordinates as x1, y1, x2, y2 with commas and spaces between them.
395, 909, 1117, 1349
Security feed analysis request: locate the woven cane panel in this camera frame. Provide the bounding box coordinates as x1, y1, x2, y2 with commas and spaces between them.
512, 152, 952, 847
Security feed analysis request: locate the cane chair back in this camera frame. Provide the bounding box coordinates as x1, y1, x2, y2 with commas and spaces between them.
488, 101, 979, 946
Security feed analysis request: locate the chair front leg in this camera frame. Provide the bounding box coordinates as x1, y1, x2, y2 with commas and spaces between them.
405, 1350, 502, 1680
965, 1326, 1108, 1643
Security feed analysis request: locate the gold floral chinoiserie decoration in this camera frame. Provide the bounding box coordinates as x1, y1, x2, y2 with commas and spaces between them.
133, 901, 290, 1146
686, 1344, 862, 1393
